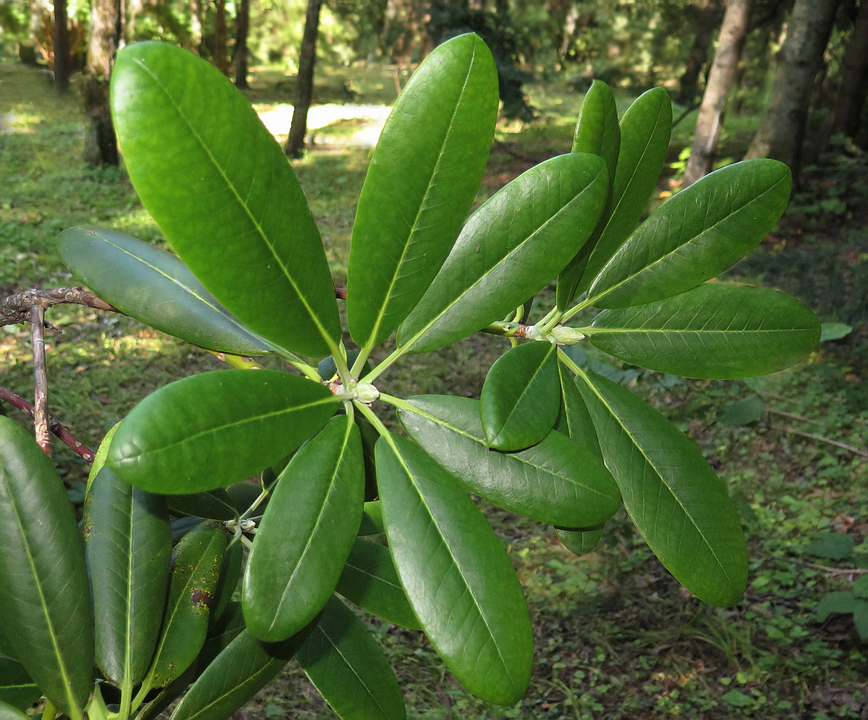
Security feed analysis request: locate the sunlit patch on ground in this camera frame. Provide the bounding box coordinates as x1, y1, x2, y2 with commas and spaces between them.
255, 102, 391, 147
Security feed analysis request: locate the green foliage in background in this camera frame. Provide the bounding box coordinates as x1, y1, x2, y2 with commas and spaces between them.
0, 33, 820, 720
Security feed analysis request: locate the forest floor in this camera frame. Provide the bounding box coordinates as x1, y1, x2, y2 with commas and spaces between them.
2, 58, 868, 719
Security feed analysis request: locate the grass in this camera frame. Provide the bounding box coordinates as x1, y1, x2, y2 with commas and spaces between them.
2, 57, 868, 719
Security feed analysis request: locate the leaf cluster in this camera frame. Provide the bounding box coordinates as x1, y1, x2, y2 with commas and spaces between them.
0, 33, 821, 720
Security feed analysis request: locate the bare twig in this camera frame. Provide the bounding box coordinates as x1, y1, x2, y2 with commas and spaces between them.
1, 287, 119, 327
29, 304, 50, 455
782, 426, 868, 458
0, 386, 95, 463
767, 407, 825, 427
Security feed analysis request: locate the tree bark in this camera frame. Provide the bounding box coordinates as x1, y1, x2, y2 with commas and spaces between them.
830, 0, 868, 139
214, 0, 230, 74
745, 0, 843, 174
234, 0, 251, 88
285, 0, 322, 158
52, 0, 71, 94
683, 0, 752, 187
676, 0, 724, 105
83, 0, 122, 166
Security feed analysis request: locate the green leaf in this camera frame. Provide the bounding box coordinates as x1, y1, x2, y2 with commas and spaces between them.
399, 395, 619, 527
111, 41, 340, 357
211, 540, 244, 624
853, 574, 868, 600
718, 395, 765, 427
576, 87, 672, 294
0, 701, 28, 720
820, 322, 853, 342
587, 159, 792, 308
108, 370, 337, 494
85, 466, 172, 687
815, 591, 859, 622
348, 33, 498, 350
575, 371, 747, 606
297, 596, 406, 720
555, 524, 605, 556
358, 501, 385, 536
555, 363, 602, 459
804, 532, 855, 560
243, 415, 364, 641
721, 689, 754, 708
335, 538, 421, 630
480, 341, 560, 451
169, 628, 308, 720
146, 521, 227, 688
57, 227, 270, 355
0, 417, 94, 717
853, 599, 868, 639
588, 283, 821, 378
0, 656, 39, 710
398, 153, 607, 353
558, 79, 620, 309
167, 489, 238, 521
375, 434, 532, 705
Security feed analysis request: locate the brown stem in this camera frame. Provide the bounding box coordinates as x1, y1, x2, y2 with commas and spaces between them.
781, 427, 868, 458
29, 305, 51, 455
1, 287, 120, 327
0, 386, 96, 463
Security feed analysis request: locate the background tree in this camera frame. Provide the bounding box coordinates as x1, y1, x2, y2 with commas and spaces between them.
82, 0, 122, 166
745, 0, 843, 174
51, 0, 71, 93
234, 0, 251, 88
827, 0, 868, 140
285, 0, 322, 158
683, 0, 752, 187
675, 0, 723, 105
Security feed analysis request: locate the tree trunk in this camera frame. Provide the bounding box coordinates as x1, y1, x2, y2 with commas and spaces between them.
745, 0, 842, 174
284, 0, 323, 159
830, 0, 868, 138
683, 0, 752, 188
234, 0, 251, 88
52, 0, 71, 93
676, 0, 724, 105
83, 0, 122, 166
190, 0, 203, 52
213, 0, 230, 74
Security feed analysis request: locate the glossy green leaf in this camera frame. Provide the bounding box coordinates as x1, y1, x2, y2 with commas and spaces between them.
348, 33, 498, 350
145, 521, 227, 688
169, 628, 308, 720
111, 41, 340, 357
358, 501, 385, 536
211, 540, 244, 624
557, 79, 620, 309
375, 434, 532, 705
398, 153, 607, 353
480, 341, 560, 451
589, 283, 821, 378
588, 159, 792, 308
336, 538, 421, 629
243, 415, 365, 642
576, 87, 672, 294
0, 417, 93, 717
556, 524, 605, 556
57, 227, 270, 355
297, 595, 406, 720
167, 489, 238, 521
85, 466, 171, 687
108, 370, 337, 494
718, 395, 765, 427
555, 363, 602, 459
0, 701, 28, 720
575, 371, 747, 606
85, 420, 119, 497
0, 656, 39, 710
399, 395, 619, 527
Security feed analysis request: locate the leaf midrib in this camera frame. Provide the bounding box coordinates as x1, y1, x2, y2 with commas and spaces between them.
130, 58, 335, 352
